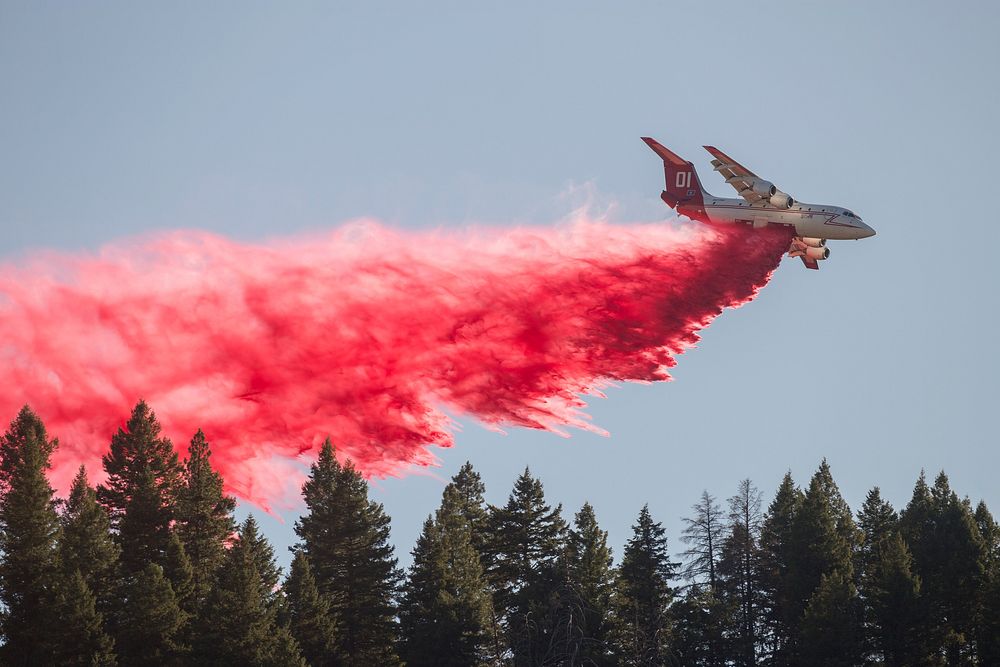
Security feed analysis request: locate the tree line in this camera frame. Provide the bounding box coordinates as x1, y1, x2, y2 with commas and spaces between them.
0, 401, 998, 666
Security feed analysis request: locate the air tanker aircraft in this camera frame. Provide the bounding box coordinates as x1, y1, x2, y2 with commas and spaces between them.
642, 137, 875, 269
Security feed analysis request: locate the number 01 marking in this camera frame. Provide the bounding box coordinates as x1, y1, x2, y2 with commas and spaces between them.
675, 171, 692, 188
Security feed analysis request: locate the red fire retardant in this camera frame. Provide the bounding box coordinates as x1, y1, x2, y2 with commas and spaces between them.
0, 218, 789, 509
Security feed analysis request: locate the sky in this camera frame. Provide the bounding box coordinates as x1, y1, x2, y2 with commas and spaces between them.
2, 2, 998, 574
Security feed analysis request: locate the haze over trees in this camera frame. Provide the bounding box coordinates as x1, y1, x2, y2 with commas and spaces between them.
0, 402, 997, 665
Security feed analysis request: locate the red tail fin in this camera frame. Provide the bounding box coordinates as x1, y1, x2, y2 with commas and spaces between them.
641, 137, 707, 209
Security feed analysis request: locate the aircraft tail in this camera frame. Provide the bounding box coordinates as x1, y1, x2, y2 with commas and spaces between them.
641, 137, 707, 209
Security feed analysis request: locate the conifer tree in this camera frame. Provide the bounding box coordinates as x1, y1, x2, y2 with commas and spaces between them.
856, 487, 898, 583
59, 466, 120, 619
446, 461, 490, 554
176, 429, 235, 609
164, 532, 195, 619
0, 406, 62, 666
240, 514, 281, 604
758, 471, 803, 665
671, 584, 728, 667
294, 439, 402, 666
197, 514, 304, 666
400, 510, 492, 667
284, 549, 337, 667
783, 460, 859, 657
861, 531, 928, 667
485, 467, 569, 665
900, 471, 987, 664
974, 501, 1000, 665
798, 569, 864, 667
680, 490, 727, 665
564, 502, 615, 666
611, 504, 676, 667
51, 569, 117, 666
117, 563, 187, 666
681, 491, 725, 591
717, 479, 763, 667
98, 401, 184, 574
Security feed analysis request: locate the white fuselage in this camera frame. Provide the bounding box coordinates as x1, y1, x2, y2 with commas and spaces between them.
682, 196, 876, 241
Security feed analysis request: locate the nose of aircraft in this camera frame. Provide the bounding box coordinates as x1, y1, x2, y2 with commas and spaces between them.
859, 223, 876, 238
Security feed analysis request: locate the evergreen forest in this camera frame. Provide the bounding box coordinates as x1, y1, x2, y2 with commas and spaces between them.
0, 401, 997, 666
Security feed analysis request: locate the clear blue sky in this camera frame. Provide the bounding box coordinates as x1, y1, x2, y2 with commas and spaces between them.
2, 2, 997, 574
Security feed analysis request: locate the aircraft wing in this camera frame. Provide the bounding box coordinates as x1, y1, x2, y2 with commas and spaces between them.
703, 145, 773, 205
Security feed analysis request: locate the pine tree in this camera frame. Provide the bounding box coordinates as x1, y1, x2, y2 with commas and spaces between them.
284, 549, 337, 666
59, 466, 120, 620
117, 563, 187, 666
485, 467, 569, 665
900, 471, 987, 664
798, 569, 864, 667
861, 531, 928, 667
0, 406, 62, 666
97, 401, 184, 574
681, 491, 725, 591
564, 502, 615, 666
611, 504, 676, 667
197, 514, 305, 666
164, 532, 195, 618
974, 501, 1000, 665
294, 439, 402, 666
671, 584, 728, 667
680, 490, 727, 666
400, 510, 493, 667
783, 460, 859, 660
175, 429, 235, 609
758, 471, 803, 666
446, 461, 490, 554
717, 479, 763, 667
51, 569, 117, 666
239, 514, 281, 604
856, 487, 898, 584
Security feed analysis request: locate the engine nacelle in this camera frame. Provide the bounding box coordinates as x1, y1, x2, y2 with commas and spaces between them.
801, 237, 826, 248
751, 179, 776, 196
805, 246, 830, 260
769, 191, 794, 209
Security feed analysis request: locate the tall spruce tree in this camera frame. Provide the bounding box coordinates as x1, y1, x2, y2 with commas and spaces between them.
974, 501, 1000, 665
97, 401, 184, 574
0, 406, 62, 666
783, 460, 859, 660
798, 569, 864, 667
50, 569, 117, 666
611, 504, 676, 667
856, 487, 898, 584
861, 531, 929, 667
175, 429, 236, 609
284, 549, 337, 667
294, 439, 402, 666
399, 510, 492, 667
485, 467, 569, 665
900, 471, 987, 665
758, 471, 803, 666
717, 479, 764, 667
564, 502, 615, 666
197, 514, 305, 666
117, 563, 187, 666
59, 466, 120, 620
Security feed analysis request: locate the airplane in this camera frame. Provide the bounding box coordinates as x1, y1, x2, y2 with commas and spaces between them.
642, 137, 875, 269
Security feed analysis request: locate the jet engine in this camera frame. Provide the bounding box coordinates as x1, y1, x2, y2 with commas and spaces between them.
805, 246, 830, 260
751, 179, 776, 196
801, 237, 826, 248
769, 191, 794, 209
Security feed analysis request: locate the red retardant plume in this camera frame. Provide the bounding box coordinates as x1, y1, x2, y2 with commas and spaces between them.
0, 217, 789, 509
